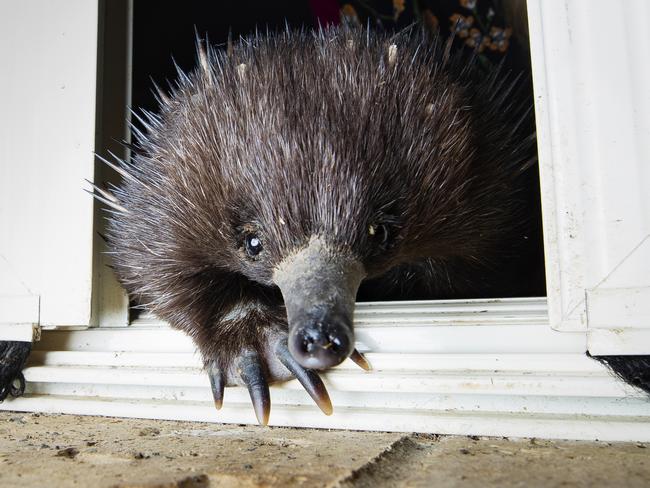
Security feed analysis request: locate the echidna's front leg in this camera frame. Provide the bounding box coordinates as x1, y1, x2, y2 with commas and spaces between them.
207, 339, 333, 425
199, 304, 335, 425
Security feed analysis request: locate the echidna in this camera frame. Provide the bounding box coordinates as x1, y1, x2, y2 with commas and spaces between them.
94, 26, 540, 425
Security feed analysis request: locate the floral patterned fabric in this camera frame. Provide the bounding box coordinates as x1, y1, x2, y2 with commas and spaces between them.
331, 0, 523, 68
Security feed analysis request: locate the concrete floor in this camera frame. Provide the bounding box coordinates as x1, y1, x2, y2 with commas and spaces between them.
0, 412, 647, 487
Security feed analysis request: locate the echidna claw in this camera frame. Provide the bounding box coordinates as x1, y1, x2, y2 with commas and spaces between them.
237, 352, 271, 426
208, 338, 363, 423
350, 349, 372, 371
207, 364, 224, 410
276, 340, 333, 415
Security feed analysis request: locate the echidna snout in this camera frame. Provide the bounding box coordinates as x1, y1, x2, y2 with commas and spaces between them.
274, 237, 364, 370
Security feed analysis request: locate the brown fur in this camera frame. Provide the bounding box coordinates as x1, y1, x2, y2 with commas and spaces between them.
103, 27, 536, 380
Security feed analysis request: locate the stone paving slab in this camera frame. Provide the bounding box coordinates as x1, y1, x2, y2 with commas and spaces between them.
339, 435, 650, 488
0, 412, 647, 487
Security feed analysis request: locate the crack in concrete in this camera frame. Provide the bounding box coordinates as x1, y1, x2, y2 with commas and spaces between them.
333, 435, 436, 487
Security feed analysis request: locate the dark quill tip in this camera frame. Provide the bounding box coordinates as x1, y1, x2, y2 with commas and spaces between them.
276, 341, 333, 416
238, 353, 271, 426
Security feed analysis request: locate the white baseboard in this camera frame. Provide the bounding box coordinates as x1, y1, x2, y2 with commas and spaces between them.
2, 298, 648, 441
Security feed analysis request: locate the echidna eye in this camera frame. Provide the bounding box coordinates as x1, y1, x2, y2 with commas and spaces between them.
244, 234, 263, 257
368, 224, 389, 246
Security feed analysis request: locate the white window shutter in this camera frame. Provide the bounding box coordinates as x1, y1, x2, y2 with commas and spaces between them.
529, 0, 650, 353
0, 0, 99, 329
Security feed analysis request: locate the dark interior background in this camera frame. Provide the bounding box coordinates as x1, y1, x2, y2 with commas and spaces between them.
132, 1, 321, 114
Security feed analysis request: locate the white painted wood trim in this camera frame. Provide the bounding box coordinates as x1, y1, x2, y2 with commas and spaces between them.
588, 329, 650, 356
35, 324, 584, 354
92, 0, 133, 328
587, 287, 650, 330
527, 0, 587, 332
0, 324, 38, 343
0, 295, 39, 326
585, 286, 650, 354
6, 395, 650, 443
17, 360, 638, 399
2, 349, 647, 441
41, 298, 587, 355
133, 296, 547, 330
0, 0, 99, 327
528, 0, 650, 353
2, 298, 648, 442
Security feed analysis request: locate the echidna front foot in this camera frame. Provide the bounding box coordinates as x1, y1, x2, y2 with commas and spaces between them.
205, 331, 338, 425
